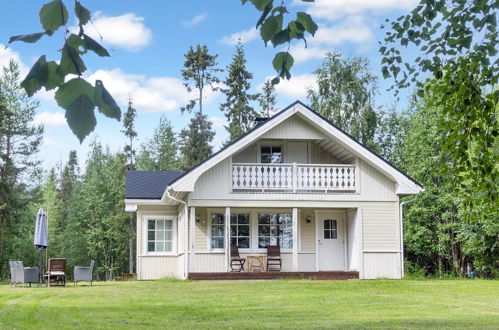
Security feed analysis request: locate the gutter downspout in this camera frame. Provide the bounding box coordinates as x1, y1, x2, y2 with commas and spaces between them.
399, 196, 417, 279
166, 187, 189, 280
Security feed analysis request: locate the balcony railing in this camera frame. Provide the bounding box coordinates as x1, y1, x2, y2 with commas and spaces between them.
232, 163, 356, 193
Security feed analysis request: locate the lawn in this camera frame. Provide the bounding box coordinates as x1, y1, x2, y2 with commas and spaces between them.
0, 279, 498, 329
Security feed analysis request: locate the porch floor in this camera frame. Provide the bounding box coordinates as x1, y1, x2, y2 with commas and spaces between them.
188, 271, 359, 281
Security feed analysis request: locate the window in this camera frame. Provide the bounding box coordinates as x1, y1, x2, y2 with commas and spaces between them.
324, 219, 337, 239
258, 213, 292, 249
261, 146, 282, 163
211, 213, 225, 249
230, 213, 250, 249
147, 218, 174, 253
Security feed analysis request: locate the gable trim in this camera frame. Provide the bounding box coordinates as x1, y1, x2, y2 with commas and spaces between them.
167, 101, 422, 196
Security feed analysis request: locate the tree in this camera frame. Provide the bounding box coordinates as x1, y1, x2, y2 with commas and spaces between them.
7, 1, 317, 141
122, 98, 137, 169
307, 52, 380, 150
380, 0, 498, 220
0, 60, 43, 267
220, 42, 257, 141
181, 44, 222, 114
179, 112, 215, 170
136, 116, 179, 171
258, 79, 277, 118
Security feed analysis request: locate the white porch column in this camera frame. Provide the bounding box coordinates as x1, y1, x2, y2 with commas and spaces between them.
189, 207, 196, 272
292, 207, 298, 271
224, 207, 231, 272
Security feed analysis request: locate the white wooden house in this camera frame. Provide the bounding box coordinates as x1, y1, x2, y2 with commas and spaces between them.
125, 101, 423, 280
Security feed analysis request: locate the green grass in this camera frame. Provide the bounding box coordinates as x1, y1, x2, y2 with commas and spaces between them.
0, 279, 498, 329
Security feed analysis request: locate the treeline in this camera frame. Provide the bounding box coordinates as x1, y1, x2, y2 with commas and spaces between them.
0, 40, 497, 280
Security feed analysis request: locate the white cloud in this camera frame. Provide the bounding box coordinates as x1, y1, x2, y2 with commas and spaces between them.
83, 12, 152, 52
42, 137, 63, 148
295, 0, 417, 20
87, 68, 220, 113
0, 44, 28, 75
270, 74, 317, 99
182, 13, 208, 27
32, 111, 66, 127
210, 116, 228, 130
289, 44, 328, 64
219, 27, 259, 46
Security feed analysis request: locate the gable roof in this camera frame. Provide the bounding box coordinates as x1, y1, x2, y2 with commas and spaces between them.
166, 101, 423, 197
126, 170, 184, 200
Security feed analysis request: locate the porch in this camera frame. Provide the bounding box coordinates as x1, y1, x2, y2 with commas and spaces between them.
188, 271, 359, 280
188, 207, 361, 275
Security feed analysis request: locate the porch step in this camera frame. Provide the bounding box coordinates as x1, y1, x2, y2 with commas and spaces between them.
188, 271, 359, 281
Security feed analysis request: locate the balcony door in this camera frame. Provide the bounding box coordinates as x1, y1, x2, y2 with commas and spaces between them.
287, 141, 308, 163
316, 211, 346, 271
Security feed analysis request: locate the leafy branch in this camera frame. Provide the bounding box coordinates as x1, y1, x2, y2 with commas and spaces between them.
242, 0, 318, 84
7, 0, 120, 142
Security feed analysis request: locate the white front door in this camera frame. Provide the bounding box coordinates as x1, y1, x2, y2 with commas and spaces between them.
286, 141, 308, 163
317, 211, 346, 271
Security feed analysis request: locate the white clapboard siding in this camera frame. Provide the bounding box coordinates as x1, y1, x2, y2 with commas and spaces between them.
362, 202, 400, 251
232, 144, 257, 163
194, 208, 208, 251
190, 253, 226, 272
300, 209, 316, 252
138, 256, 179, 280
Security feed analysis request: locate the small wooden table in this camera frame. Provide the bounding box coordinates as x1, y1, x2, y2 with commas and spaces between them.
247, 255, 266, 272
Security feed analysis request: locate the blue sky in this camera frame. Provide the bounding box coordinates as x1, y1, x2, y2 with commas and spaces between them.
0, 0, 417, 170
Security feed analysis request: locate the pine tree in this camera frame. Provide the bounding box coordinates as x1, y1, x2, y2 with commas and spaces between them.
220, 42, 257, 141
258, 79, 277, 118
181, 44, 222, 114
0, 59, 43, 266
59, 150, 79, 228
122, 98, 137, 169
179, 44, 220, 168
179, 112, 215, 170
136, 116, 179, 171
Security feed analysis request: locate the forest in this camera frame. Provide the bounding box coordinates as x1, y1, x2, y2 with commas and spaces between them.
0, 0, 497, 280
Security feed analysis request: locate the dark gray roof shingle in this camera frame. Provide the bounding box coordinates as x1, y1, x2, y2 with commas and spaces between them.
125, 170, 184, 199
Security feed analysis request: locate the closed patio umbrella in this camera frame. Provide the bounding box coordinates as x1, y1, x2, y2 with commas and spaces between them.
34, 208, 48, 250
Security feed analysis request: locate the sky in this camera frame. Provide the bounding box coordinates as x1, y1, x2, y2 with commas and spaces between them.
0, 0, 418, 170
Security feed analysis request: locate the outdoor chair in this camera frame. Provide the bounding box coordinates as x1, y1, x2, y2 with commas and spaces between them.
230, 246, 245, 272
9, 261, 40, 286
74, 260, 95, 286
266, 245, 282, 272
47, 258, 66, 287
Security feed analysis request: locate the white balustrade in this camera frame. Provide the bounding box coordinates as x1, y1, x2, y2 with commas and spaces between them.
232, 163, 356, 192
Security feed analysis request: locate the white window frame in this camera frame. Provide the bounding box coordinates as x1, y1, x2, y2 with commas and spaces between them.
255, 209, 293, 253
143, 215, 177, 256
257, 140, 284, 164
207, 208, 226, 252
229, 211, 252, 252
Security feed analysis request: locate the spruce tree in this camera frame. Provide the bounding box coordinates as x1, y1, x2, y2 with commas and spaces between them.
258, 79, 277, 118
179, 112, 215, 170
136, 116, 179, 171
122, 98, 137, 169
0, 60, 43, 265
179, 44, 220, 168
220, 41, 257, 141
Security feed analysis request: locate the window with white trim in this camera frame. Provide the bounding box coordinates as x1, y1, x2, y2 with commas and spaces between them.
258, 213, 292, 249
261, 145, 282, 163
324, 219, 337, 239
211, 213, 225, 249
230, 213, 250, 249
147, 218, 174, 253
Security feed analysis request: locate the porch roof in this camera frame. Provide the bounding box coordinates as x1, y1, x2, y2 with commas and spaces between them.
125, 170, 184, 199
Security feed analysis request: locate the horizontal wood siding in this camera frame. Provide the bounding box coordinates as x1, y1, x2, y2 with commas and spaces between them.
363, 252, 401, 279
190, 253, 225, 272
300, 208, 315, 252
194, 208, 208, 252
298, 253, 316, 271
362, 202, 400, 251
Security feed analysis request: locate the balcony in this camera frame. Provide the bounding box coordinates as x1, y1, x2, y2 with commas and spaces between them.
232, 163, 357, 193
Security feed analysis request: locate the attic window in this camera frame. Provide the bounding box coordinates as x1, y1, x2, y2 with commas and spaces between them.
261, 146, 282, 163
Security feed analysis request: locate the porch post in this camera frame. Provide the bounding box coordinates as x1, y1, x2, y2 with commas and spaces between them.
189, 207, 196, 271
225, 207, 231, 272
292, 207, 298, 271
